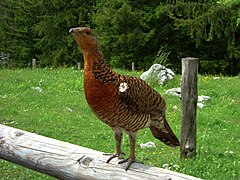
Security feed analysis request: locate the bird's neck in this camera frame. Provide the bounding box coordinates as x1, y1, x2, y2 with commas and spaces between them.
83, 47, 108, 70
83, 46, 117, 83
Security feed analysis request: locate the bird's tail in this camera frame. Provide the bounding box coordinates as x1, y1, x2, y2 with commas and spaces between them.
150, 120, 180, 147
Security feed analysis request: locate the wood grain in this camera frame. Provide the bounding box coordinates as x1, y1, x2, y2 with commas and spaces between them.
0, 124, 201, 180
181, 57, 198, 159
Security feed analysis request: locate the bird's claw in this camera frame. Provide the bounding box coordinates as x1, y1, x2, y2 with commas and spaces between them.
104, 153, 124, 163
118, 158, 143, 170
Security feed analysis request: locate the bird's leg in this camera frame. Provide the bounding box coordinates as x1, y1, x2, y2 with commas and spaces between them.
106, 127, 123, 163
118, 132, 141, 170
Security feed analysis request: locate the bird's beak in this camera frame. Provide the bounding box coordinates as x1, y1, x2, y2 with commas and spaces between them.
69, 28, 75, 33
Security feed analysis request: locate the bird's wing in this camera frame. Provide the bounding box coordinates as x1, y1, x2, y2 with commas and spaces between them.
117, 75, 166, 115
116, 76, 180, 146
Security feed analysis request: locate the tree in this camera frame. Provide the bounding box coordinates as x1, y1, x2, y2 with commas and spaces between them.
0, 0, 39, 67
94, 0, 239, 74
32, 0, 96, 67
94, 0, 158, 69
0, 0, 96, 67
0, 0, 239, 74
162, 1, 240, 74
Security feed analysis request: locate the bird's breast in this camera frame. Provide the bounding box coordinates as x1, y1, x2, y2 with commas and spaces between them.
84, 73, 117, 112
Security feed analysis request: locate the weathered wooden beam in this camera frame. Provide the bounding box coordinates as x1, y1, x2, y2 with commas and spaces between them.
181, 57, 199, 159
0, 124, 201, 180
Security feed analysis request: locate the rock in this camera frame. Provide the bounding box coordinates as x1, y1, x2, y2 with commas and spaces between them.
198, 95, 211, 103
140, 141, 156, 148
32, 87, 43, 93
224, 150, 235, 155
162, 164, 170, 169
172, 105, 181, 111
197, 103, 205, 109
165, 87, 181, 97
173, 105, 178, 110
140, 64, 174, 85
165, 87, 211, 108
162, 163, 180, 170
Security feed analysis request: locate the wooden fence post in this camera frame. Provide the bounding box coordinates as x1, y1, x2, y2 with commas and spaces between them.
77, 62, 81, 70
32, 59, 36, 69
132, 62, 135, 71
180, 57, 198, 159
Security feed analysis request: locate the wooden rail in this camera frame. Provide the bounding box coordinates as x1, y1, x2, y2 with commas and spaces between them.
0, 124, 201, 180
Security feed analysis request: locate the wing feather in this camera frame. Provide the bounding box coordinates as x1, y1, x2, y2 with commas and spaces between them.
117, 75, 165, 115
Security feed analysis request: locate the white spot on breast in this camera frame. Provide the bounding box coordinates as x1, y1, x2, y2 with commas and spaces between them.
119, 82, 128, 92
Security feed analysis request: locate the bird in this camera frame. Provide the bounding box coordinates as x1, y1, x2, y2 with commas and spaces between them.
69, 27, 180, 170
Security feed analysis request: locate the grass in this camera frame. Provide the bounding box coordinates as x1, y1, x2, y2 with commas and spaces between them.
0, 68, 239, 180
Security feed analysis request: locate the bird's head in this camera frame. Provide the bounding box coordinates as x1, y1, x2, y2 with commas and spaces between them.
69, 27, 98, 52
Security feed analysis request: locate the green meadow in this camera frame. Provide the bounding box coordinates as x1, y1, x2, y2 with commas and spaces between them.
0, 68, 239, 179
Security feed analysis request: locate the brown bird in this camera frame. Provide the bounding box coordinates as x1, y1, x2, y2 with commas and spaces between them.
70, 27, 180, 170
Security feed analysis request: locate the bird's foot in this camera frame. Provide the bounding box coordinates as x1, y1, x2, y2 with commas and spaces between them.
104, 153, 125, 163
118, 158, 143, 170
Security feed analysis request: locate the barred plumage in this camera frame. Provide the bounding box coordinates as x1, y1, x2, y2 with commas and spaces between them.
70, 27, 180, 170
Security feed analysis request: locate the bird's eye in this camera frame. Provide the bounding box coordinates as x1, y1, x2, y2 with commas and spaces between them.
85, 31, 91, 35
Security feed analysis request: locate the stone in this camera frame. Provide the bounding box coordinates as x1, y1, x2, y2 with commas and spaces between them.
140, 64, 174, 85
198, 95, 211, 103
165, 87, 181, 97
197, 103, 205, 109
213, 77, 220, 80
140, 141, 156, 148
32, 87, 43, 93
165, 87, 211, 108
